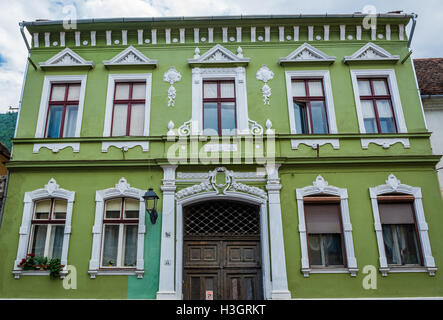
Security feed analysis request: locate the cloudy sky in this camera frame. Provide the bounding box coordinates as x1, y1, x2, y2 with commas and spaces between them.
0, 0, 442, 113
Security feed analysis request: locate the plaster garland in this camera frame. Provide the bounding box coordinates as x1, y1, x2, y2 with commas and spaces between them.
163, 67, 182, 107
256, 65, 274, 105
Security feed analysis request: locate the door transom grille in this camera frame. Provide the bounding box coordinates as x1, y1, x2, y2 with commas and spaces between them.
184, 200, 260, 237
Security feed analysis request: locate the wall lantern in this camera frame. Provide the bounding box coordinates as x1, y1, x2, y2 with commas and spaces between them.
143, 188, 159, 224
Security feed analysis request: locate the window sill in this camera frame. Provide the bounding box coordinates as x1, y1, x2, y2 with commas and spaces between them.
12, 269, 67, 279
88, 269, 144, 279
302, 267, 358, 277
380, 266, 437, 277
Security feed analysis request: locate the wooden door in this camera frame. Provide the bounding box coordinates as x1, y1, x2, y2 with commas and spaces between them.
183, 200, 263, 300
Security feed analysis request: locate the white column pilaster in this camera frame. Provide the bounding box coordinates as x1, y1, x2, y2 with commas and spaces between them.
265, 164, 291, 299
157, 165, 178, 300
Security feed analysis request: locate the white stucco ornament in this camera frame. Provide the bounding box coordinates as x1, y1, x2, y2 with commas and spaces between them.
163, 67, 182, 107
256, 65, 274, 105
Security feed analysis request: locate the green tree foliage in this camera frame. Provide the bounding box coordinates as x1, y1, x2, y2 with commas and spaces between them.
0, 112, 18, 151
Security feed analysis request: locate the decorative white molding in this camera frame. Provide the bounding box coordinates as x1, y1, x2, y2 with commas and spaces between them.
296, 176, 358, 277
204, 144, 238, 152
256, 65, 274, 105
103, 46, 157, 68
285, 70, 338, 134
151, 29, 157, 44
188, 44, 250, 66
248, 119, 264, 135
88, 178, 146, 278
35, 75, 87, 138
163, 67, 182, 107
39, 48, 94, 69
33, 143, 80, 153
13, 179, 75, 279
103, 73, 152, 137
324, 25, 330, 41
279, 43, 335, 65
369, 174, 437, 276
251, 27, 256, 42
361, 138, 410, 149
343, 42, 400, 63
265, 119, 274, 135
101, 141, 149, 152
291, 139, 340, 150
308, 26, 314, 41
293, 26, 299, 42
90, 31, 96, 46
264, 26, 270, 42
350, 69, 407, 133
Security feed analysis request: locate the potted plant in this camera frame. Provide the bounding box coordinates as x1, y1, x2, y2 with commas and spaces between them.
17, 254, 64, 279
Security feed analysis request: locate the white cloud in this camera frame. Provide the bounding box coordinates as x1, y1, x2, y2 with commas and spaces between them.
0, 0, 441, 114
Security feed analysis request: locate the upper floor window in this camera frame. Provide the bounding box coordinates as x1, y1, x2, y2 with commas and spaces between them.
292, 79, 329, 134
357, 78, 397, 134
29, 198, 67, 259
111, 82, 146, 137
101, 197, 139, 268
203, 80, 236, 135
378, 196, 422, 266
45, 83, 80, 138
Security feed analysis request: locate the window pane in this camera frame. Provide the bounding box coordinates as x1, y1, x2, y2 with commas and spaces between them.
383, 224, 400, 264
51, 85, 66, 101
373, 80, 388, 95
125, 198, 139, 219
310, 101, 328, 134
34, 200, 51, 219
292, 81, 306, 97
397, 224, 421, 265
203, 102, 218, 135
30, 225, 48, 256
132, 83, 146, 100
308, 80, 323, 97
129, 104, 145, 136
67, 84, 80, 101
357, 80, 371, 96
53, 200, 67, 220
115, 83, 130, 100
105, 199, 122, 219
123, 225, 138, 266
323, 234, 344, 266
49, 225, 65, 259
221, 102, 236, 135
102, 225, 119, 267
63, 105, 78, 137
293, 102, 308, 134
220, 82, 235, 98
361, 100, 377, 133
112, 104, 128, 136
376, 100, 396, 133
308, 234, 323, 266
46, 106, 63, 138
204, 83, 218, 98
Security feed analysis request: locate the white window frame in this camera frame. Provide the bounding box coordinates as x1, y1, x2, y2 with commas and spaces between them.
296, 175, 358, 277
285, 70, 338, 135
103, 73, 152, 137
369, 174, 437, 276
35, 75, 87, 138
350, 69, 407, 134
88, 178, 146, 278
13, 179, 75, 279
191, 67, 249, 135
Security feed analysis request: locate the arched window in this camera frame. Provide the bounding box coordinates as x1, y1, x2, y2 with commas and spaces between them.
101, 197, 139, 268
29, 198, 67, 259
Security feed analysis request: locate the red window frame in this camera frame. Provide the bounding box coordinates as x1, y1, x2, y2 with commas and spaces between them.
44, 83, 80, 138
358, 78, 397, 134
101, 197, 139, 269
292, 78, 329, 134
202, 79, 237, 135
303, 197, 347, 268
111, 81, 146, 137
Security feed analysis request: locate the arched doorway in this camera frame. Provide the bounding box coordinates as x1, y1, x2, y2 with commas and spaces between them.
182, 200, 263, 300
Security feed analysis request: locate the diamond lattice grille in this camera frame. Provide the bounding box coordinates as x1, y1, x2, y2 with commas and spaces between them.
184, 200, 260, 236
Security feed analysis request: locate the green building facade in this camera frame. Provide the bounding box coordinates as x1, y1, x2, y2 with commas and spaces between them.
0, 13, 442, 299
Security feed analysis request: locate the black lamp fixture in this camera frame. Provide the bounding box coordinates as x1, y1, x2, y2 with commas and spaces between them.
143, 188, 159, 224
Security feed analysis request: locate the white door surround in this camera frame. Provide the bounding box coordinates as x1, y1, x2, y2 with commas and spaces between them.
156, 166, 291, 300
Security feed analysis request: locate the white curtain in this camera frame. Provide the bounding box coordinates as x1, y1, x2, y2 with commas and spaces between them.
112, 104, 128, 136
129, 104, 145, 136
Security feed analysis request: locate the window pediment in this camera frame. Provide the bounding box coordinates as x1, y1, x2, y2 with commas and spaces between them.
39, 48, 94, 70
188, 44, 250, 67
343, 42, 400, 64
279, 43, 336, 65
103, 46, 158, 68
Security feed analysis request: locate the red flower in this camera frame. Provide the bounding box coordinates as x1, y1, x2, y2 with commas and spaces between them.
20, 258, 26, 264
27, 253, 35, 257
